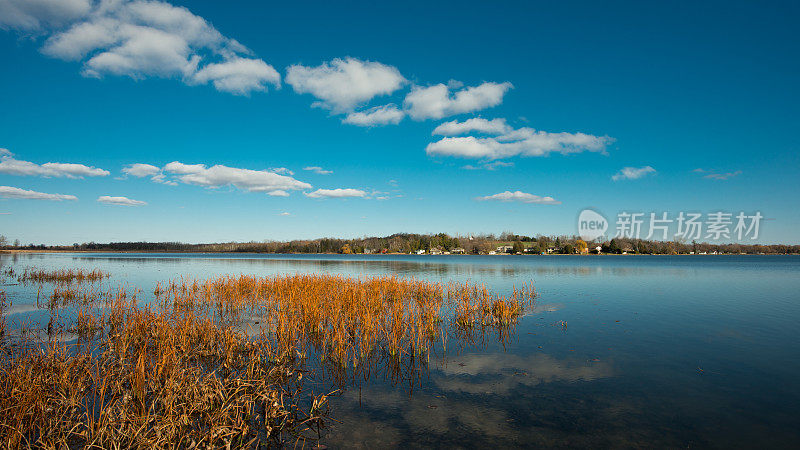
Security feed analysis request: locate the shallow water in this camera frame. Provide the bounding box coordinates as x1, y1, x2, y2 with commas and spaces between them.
2, 253, 799, 448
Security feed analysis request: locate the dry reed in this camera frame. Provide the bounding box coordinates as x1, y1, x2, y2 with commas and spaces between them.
0, 286, 328, 448
0, 271, 536, 448
154, 274, 536, 386
18, 268, 109, 285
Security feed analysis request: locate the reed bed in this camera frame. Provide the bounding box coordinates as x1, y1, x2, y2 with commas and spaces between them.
0, 291, 6, 343
18, 268, 109, 285
154, 274, 536, 385
0, 272, 535, 448
0, 287, 328, 448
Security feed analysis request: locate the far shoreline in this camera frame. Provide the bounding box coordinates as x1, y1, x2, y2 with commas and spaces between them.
2, 250, 796, 256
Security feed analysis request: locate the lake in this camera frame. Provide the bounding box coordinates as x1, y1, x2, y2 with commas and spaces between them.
2, 253, 799, 448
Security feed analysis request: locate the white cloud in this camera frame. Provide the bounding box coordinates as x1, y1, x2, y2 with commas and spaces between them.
427, 128, 612, 160
463, 161, 514, 171
693, 168, 742, 180
0, 0, 91, 30
278, 211, 290, 216
40, 18, 116, 59
192, 57, 280, 95
269, 167, 294, 176
343, 104, 404, 126
286, 57, 406, 112
97, 195, 146, 206
0, 150, 109, 178
9, 0, 279, 95
302, 166, 333, 175
267, 190, 289, 197
79, 24, 198, 79
122, 163, 177, 184
39, 162, 110, 177
0, 185, 77, 201
162, 161, 312, 195
433, 118, 511, 136
612, 166, 656, 181
122, 163, 160, 177
706, 171, 741, 180
485, 161, 515, 170
476, 190, 561, 205
404, 81, 513, 120
304, 188, 367, 199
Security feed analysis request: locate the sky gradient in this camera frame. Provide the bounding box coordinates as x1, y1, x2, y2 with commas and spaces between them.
1, 0, 798, 245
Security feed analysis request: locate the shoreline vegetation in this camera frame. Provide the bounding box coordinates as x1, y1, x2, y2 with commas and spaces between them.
1, 233, 798, 255
0, 267, 535, 448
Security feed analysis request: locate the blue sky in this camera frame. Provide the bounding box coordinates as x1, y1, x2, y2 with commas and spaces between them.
0, 0, 798, 245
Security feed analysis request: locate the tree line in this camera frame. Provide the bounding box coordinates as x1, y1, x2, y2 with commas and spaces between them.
1, 233, 798, 255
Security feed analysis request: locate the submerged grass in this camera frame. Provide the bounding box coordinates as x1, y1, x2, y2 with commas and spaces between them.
1, 288, 328, 448
154, 274, 535, 386
18, 268, 110, 285
0, 271, 536, 448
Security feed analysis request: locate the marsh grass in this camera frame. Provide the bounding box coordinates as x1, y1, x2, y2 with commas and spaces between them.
0, 291, 6, 343
18, 268, 109, 285
153, 274, 536, 387
0, 287, 328, 448
0, 271, 536, 448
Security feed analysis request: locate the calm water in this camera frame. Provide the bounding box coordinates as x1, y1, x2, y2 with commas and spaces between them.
2, 253, 799, 448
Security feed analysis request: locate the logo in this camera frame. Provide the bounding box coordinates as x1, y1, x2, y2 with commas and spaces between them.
578, 209, 608, 241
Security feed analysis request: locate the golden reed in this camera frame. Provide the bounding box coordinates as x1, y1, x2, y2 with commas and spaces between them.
0, 271, 535, 448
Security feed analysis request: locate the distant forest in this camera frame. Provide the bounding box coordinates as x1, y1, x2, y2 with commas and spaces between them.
2, 233, 798, 255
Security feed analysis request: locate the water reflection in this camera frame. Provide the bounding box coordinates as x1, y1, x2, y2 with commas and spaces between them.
436, 352, 613, 394
60, 253, 697, 279
324, 351, 613, 448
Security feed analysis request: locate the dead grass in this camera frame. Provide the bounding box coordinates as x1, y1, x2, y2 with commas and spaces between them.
0, 272, 536, 448
0, 286, 328, 448
18, 268, 109, 285
153, 274, 536, 385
